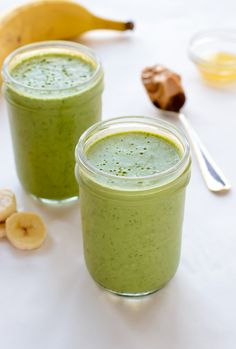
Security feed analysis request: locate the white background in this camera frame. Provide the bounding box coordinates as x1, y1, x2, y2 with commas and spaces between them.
0, 0, 236, 348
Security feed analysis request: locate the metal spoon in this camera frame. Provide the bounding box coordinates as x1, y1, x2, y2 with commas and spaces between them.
142, 65, 231, 193
159, 109, 231, 192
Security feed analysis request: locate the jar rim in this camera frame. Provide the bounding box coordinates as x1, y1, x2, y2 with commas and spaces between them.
75, 116, 191, 188
2, 40, 102, 92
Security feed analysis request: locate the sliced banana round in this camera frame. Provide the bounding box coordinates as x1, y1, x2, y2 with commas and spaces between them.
6, 212, 46, 250
0, 189, 16, 222
0, 223, 6, 239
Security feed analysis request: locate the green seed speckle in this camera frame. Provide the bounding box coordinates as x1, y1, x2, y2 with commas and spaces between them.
86, 131, 181, 178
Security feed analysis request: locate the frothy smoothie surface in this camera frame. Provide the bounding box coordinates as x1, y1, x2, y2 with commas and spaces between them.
10, 53, 95, 90
86, 131, 181, 177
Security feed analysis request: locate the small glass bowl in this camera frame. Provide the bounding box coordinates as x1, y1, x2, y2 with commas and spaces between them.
188, 29, 236, 84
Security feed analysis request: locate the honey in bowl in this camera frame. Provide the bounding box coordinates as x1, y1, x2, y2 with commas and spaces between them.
198, 51, 236, 84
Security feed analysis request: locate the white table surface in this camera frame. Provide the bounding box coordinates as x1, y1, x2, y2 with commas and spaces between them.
1, 0, 236, 348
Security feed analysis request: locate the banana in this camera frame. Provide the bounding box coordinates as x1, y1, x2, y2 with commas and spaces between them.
0, 189, 47, 249
0, 223, 6, 238
6, 211, 47, 250
0, 189, 17, 222
0, 0, 134, 83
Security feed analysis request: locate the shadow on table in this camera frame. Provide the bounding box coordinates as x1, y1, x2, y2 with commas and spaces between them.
99, 276, 183, 326
18, 187, 80, 219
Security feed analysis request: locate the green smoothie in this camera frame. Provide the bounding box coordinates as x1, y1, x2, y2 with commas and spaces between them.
86, 132, 181, 177
76, 117, 191, 295
3, 42, 103, 202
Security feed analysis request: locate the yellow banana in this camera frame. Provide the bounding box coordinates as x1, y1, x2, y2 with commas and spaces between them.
0, 223, 6, 238
0, 0, 134, 82
6, 211, 47, 250
0, 189, 17, 222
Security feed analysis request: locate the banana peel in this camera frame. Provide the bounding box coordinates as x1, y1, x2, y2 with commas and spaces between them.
0, 0, 134, 83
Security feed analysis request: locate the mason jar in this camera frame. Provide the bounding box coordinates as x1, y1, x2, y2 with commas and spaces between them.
2, 41, 103, 204
75, 116, 191, 296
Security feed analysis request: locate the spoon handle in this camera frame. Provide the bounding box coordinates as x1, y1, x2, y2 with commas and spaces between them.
179, 113, 231, 192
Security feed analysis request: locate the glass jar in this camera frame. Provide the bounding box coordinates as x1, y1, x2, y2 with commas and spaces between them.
2, 41, 104, 204
75, 116, 191, 296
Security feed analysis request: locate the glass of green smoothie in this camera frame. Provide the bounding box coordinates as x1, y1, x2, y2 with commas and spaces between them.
2, 41, 103, 204
75, 116, 191, 296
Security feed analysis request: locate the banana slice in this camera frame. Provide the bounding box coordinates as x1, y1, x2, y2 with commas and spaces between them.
0, 223, 6, 238
0, 189, 16, 222
6, 212, 46, 250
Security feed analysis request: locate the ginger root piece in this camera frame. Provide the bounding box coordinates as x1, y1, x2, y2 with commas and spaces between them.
141, 65, 186, 112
